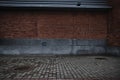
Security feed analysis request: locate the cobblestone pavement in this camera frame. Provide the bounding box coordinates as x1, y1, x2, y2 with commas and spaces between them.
0, 55, 120, 80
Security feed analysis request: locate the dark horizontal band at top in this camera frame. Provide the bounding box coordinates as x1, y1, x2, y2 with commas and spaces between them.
0, 0, 111, 9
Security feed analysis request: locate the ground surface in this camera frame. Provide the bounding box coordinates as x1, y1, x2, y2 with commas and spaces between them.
0, 55, 120, 80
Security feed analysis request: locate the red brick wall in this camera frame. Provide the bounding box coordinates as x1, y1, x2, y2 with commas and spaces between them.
37, 12, 74, 39
74, 12, 107, 39
0, 11, 37, 38
108, 0, 120, 46
0, 11, 107, 39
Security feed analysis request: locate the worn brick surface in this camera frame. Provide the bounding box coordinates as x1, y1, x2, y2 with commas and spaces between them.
0, 0, 120, 46
108, 0, 120, 46
0, 11, 107, 39
0, 55, 120, 80
0, 11, 37, 38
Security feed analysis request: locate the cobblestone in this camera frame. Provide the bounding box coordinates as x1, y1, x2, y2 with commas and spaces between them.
0, 55, 120, 80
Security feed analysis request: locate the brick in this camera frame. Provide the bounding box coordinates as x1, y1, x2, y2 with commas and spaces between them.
107, 0, 120, 46
0, 10, 109, 40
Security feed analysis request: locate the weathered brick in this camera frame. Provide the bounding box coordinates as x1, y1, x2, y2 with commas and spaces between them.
108, 0, 120, 46
1, 4, 120, 45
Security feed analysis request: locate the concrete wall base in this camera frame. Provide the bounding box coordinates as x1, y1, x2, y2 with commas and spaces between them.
0, 39, 119, 56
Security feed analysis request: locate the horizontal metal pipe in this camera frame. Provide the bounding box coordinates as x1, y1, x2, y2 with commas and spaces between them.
0, 0, 111, 9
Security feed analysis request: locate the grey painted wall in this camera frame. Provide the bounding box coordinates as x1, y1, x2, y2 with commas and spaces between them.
0, 39, 120, 56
